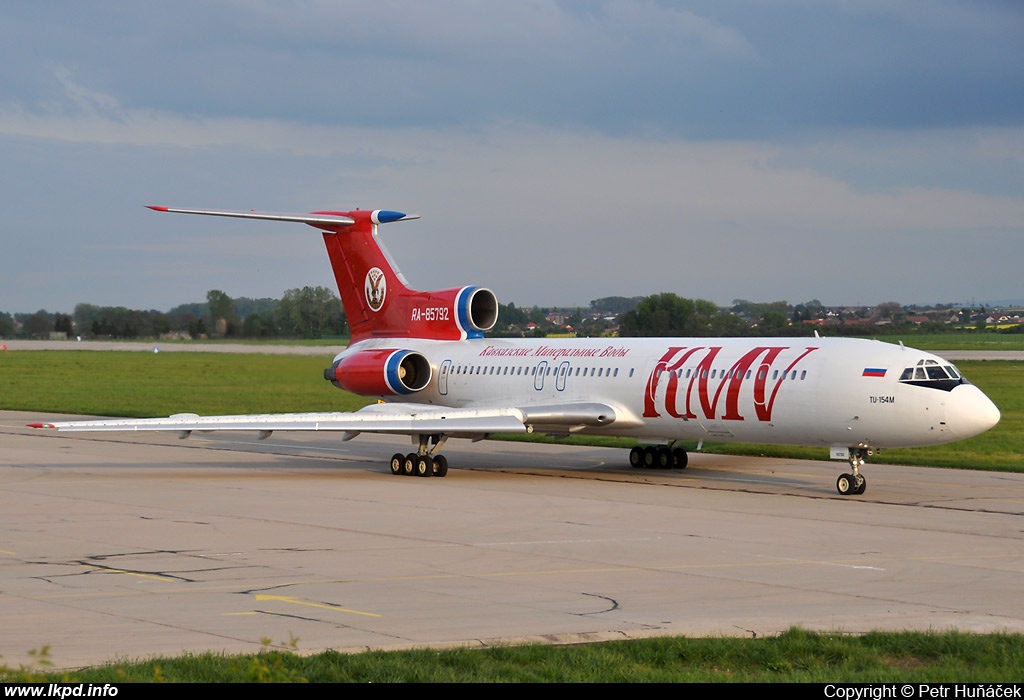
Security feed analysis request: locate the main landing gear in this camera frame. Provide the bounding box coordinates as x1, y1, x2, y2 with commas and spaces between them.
390, 452, 449, 477
389, 434, 449, 478
629, 445, 688, 470
836, 448, 868, 496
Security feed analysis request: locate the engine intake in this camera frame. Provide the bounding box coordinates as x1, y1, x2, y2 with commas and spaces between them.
326, 349, 431, 396
459, 286, 498, 333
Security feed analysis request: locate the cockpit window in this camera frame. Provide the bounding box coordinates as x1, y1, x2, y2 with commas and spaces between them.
898, 359, 968, 392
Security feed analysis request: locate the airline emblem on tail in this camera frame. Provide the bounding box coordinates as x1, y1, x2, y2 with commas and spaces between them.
365, 267, 386, 312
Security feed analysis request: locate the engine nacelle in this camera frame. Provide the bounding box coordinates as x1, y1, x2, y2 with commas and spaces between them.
456, 286, 499, 334
375, 285, 498, 340
325, 349, 431, 396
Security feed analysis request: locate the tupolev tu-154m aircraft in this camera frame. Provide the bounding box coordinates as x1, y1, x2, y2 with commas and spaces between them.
31, 206, 1001, 495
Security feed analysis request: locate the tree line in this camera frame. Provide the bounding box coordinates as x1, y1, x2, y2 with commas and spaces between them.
2, 289, 1016, 340
1, 286, 347, 340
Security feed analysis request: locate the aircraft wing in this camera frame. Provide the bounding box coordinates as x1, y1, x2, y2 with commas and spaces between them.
29, 401, 623, 439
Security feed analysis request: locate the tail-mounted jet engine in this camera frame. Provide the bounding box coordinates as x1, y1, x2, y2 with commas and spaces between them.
324, 349, 431, 396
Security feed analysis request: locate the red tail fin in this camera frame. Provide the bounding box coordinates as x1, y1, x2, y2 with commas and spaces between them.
316, 209, 416, 341
315, 209, 497, 342
147, 206, 498, 343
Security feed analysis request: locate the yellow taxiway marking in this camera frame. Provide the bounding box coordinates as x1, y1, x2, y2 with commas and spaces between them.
254, 593, 381, 618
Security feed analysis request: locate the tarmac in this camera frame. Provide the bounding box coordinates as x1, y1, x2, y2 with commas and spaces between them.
2, 411, 1022, 670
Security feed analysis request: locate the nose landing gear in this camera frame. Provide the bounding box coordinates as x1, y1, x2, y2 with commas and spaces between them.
836, 448, 868, 495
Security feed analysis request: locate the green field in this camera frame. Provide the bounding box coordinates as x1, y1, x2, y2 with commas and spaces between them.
0, 351, 370, 416
4, 628, 1023, 682
873, 332, 1024, 351
1, 350, 1020, 471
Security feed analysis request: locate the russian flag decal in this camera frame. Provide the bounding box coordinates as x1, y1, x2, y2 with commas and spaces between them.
862, 368, 887, 377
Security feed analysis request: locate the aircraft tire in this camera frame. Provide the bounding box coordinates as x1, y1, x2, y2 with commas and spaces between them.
404, 453, 417, 476
433, 455, 449, 477
643, 446, 658, 468
853, 475, 866, 495
390, 453, 404, 476
656, 447, 671, 469
836, 473, 854, 495
629, 446, 644, 468
673, 448, 688, 469
415, 455, 432, 477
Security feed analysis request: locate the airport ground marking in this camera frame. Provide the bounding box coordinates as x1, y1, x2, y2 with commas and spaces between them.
254, 593, 381, 618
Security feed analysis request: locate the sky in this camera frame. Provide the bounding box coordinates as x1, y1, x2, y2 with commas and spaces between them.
2, 1, 1023, 314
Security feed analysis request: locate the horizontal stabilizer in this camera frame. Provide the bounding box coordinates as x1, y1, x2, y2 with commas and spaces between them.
147, 206, 422, 228
146, 206, 357, 226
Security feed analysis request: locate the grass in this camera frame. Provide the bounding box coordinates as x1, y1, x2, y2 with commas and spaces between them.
0, 351, 369, 416
4, 628, 1023, 682
872, 331, 1024, 351
1, 352, 1020, 471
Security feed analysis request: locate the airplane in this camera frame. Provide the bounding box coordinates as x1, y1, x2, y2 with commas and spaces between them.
30, 206, 1002, 495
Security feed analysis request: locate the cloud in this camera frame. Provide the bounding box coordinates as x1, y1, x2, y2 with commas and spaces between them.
1, 1, 1022, 312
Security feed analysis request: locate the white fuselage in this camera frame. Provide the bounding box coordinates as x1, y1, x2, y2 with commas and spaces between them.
336, 335, 1000, 451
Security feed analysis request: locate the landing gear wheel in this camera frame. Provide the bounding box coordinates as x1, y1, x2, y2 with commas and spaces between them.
852, 474, 866, 495
432, 454, 449, 477
415, 455, 432, 477
403, 453, 417, 476
643, 446, 659, 468
656, 447, 671, 469
672, 448, 688, 469
841, 447, 869, 495
390, 453, 404, 476
629, 446, 644, 468
836, 473, 854, 495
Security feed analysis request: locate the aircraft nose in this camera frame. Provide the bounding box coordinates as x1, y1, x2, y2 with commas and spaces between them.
946, 384, 1000, 439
